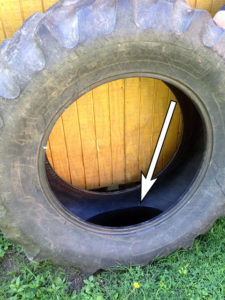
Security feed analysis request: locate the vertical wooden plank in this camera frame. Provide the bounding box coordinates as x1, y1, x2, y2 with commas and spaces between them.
109, 79, 125, 185
43, 0, 57, 11
196, 0, 213, 12
211, 0, 225, 16
48, 117, 71, 183
139, 77, 155, 177
125, 78, 141, 183
93, 84, 113, 187
176, 106, 183, 149
21, 0, 43, 21
163, 104, 182, 167
161, 90, 182, 168
0, 18, 6, 43
153, 80, 169, 174
19, 0, 25, 22
0, 0, 23, 38
77, 92, 100, 189
62, 102, 86, 189
46, 140, 54, 167
171, 89, 183, 152
187, 0, 197, 9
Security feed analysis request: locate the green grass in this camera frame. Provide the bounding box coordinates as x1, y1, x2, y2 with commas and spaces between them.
0, 218, 224, 300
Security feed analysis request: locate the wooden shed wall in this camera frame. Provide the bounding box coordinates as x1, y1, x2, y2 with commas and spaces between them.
47, 78, 183, 189
0, 0, 222, 189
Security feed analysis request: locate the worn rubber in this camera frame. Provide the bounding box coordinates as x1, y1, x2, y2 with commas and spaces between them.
0, 0, 225, 273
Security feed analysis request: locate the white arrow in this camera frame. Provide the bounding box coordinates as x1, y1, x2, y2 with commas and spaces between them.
141, 101, 177, 202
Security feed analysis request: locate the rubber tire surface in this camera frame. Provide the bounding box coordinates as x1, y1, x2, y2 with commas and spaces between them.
0, 0, 225, 273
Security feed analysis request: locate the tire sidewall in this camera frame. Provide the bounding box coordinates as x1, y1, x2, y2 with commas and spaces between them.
0, 31, 225, 270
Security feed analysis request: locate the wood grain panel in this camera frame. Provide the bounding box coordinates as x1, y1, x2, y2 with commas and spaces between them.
48, 116, 71, 184
46, 140, 54, 167
139, 78, 155, 177
93, 84, 113, 188
47, 78, 183, 189
0, 0, 23, 38
196, 0, 213, 12
0, 19, 6, 41
61, 102, 86, 189
109, 80, 126, 185
187, 0, 197, 9
161, 90, 182, 169
211, 0, 225, 16
153, 80, 170, 174
124, 78, 140, 183
21, 0, 43, 20
43, 0, 57, 11
77, 92, 100, 190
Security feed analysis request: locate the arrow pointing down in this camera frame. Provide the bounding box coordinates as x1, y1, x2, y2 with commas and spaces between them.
141, 101, 177, 202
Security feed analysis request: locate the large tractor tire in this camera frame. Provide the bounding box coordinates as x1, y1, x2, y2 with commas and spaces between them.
0, 0, 224, 273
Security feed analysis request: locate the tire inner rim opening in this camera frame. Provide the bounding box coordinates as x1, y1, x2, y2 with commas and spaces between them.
41, 76, 209, 229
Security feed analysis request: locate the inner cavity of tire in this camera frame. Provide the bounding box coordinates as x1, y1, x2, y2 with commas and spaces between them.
44, 79, 207, 228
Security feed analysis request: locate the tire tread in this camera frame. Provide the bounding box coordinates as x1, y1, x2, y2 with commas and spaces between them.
0, 0, 224, 100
